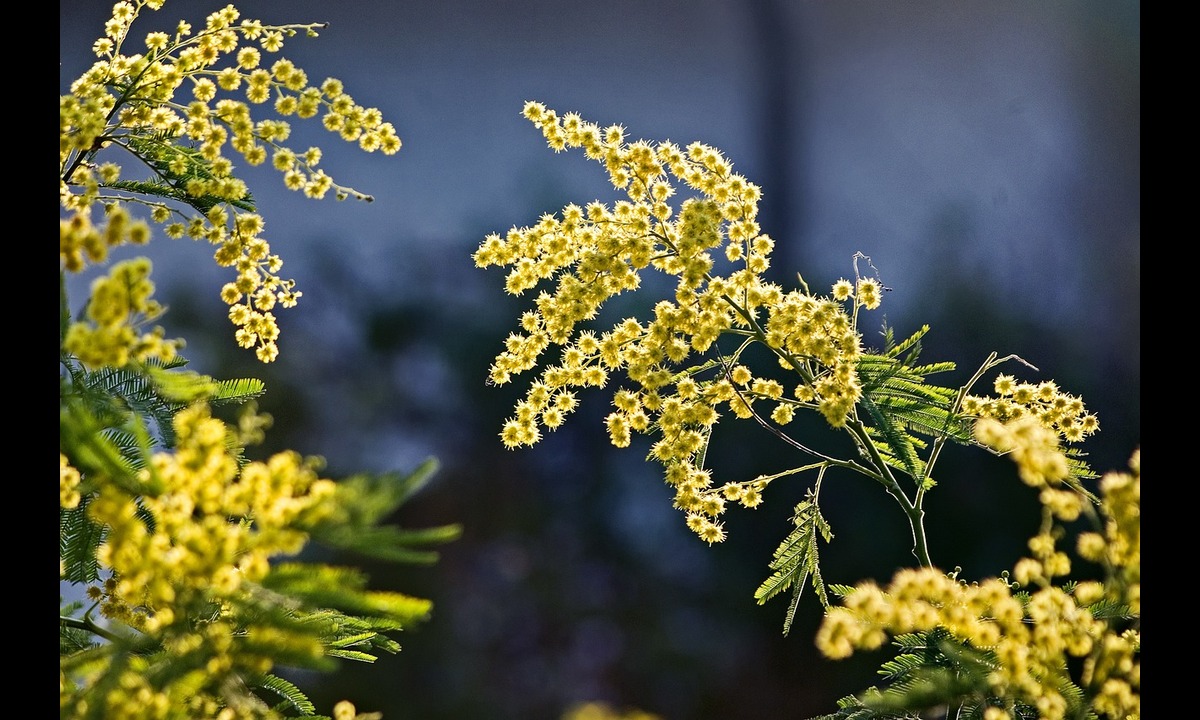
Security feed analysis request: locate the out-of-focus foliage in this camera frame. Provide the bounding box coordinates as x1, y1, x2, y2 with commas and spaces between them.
60, 3, 457, 717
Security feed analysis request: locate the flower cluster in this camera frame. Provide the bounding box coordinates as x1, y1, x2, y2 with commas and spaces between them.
1076, 450, 1140, 617
60, 454, 83, 511
65, 402, 338, 717
562, 702, 662, 720
815, 423, 1139, 719
61, 257, 183, 368
60, 5, 446, 718
816, 568, 1107, 719
60, 1, 401, 362
91, 402, 336, 622
475, 103, 882, 543
963, 373, 1099, 444
333, 701, 382, 720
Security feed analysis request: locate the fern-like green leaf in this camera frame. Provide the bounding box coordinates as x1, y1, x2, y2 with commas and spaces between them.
754, 491, 834, 635
60, 396, 154, 496
117, 135, 257, 215
315, 524, 463, 565
60, 497, 105, 584
142, 365, 222, 404
211, 377, 267, 404
859, 394, 926, 482
1086, 598, 1134, 621
754, 513, 806, 604
327, 631, 379, 649
328, 459, 441, 527
855, 325, 973, 491
827, 583, 858, 599
260, 563, 434, 626
877, 652, 928, 680
308, 459, 462, 564
324, 648, 380, 662
806, 692, 921, 720
254, 673, 316, 715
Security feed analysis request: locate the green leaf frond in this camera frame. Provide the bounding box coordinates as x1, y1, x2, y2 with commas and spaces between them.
253, 673, 316, 716
59, 390, 153, 495
827, 584, 859, 599
316, 525, 464, 565
60, 496, 105, 584
235, 624, 340, 674
858, 325, 960, 413
235, 605, 403, 668
262, 562, 369, 596
807, 695, 922, 720
856, 326, 969, 489
61, 356, 269, 490
63, 355, 263, 448
213, 595, 398, 671
1086, 598, 1135, 622
261, 563, 434, 628
118, 135, 257, 215
59, 599, 101, 656
754, 489, 834, 635
858, 396, 927, 485
309, 458, 463, 564
332, 458, 439, 525
210, 377, 268, 405
1061, 447, 1102, 496
91, 364, 181, 446
304, 608, 407, 654
324, 648, 381, 662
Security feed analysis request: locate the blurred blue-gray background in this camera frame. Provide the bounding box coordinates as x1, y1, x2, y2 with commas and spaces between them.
60, 2, 1139, 718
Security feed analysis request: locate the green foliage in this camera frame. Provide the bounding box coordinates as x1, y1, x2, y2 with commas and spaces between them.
257, 674, 318, 716
60, 497, 105, 584
310, 460, 464, 565
856, 324, 965, 489
117, 134, 259, 216
58, 355, 460, 715
753, 485, 834, 636
59, 3, 454, 717
811, 630, 1046, 720
60, 295, 458, 714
